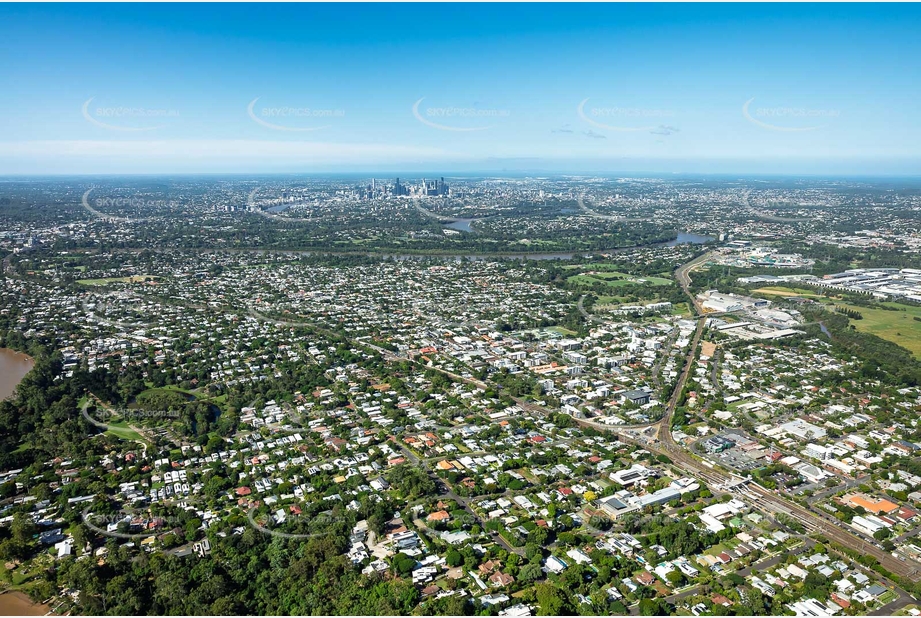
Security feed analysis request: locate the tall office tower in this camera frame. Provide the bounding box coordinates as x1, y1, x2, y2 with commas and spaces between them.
420, 178, 444, 196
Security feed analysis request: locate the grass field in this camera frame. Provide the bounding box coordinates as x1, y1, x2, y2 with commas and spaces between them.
568, 271, 672, 288
77, 275, 158, 286
753, 285, 921, 357
140, 385, 196, 398
104, 420, 145, 442
670, 302, 692, 317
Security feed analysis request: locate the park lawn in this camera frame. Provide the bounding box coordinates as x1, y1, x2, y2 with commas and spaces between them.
547, 326, 578, 336
566, 274, 603, 286
144, 385, 197, 398
568, 271, 672, 288
837, 302, 921, 357
595, 271, 671, 285
630, 275, 673, 286
755, 285, 921, 357
77, 275, 157, 286
105, 420, 144, 442
133, 387, 196, 410
587, 271, 632, 280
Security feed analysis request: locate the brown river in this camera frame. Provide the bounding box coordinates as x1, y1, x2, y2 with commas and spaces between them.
0, 348, 34, 400
0, 591, 49, 615
0, 351, 48, 615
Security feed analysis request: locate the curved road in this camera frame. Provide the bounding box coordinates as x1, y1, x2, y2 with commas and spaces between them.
575, 251, 921, 582
224, 256, 921, 582
80, 397, 149, 456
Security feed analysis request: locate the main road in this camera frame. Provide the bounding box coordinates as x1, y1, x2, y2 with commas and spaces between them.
577, 250, 921, 582
249, 252, 921, 582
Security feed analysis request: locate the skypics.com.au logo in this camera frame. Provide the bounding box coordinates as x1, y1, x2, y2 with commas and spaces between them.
742, 97, 840, 132
82, 510, 184, 540
247, 508, 344, 540
577, 98, 675, 132
82, 98, 179, 131
412, 97, 510, 132
82, 188, 171, 223
95, 408, 181, 421
247, 97, 345, 132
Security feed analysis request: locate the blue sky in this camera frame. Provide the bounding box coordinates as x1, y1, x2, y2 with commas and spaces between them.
1, 3, 919, 175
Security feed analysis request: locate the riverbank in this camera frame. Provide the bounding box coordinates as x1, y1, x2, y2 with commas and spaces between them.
0, 591, 50, 616
0, 348, 34, 400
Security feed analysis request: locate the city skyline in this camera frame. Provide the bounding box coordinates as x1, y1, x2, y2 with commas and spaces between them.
5, 4, 921, 616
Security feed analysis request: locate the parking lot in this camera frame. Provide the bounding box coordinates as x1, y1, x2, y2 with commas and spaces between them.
695, 431, 764, 472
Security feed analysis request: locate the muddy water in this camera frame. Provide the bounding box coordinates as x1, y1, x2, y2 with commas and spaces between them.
0, 349, 34, 400
0, 591, 50, 616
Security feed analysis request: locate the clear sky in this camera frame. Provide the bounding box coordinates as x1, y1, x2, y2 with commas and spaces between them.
1, 3, 919, 175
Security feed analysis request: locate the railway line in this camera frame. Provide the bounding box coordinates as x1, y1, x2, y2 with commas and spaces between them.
578, 251, 921, 581
249, 250, 921, 581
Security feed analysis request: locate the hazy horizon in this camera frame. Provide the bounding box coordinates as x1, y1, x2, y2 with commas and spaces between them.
2, 3, 920, 175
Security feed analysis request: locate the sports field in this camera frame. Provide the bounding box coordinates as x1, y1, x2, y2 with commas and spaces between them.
567, 271, 672, 288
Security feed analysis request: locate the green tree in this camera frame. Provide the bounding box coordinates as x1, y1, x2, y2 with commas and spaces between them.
535, 583, 568, 616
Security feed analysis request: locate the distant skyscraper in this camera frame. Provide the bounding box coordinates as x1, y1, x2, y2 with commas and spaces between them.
419, 177, 448, 196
